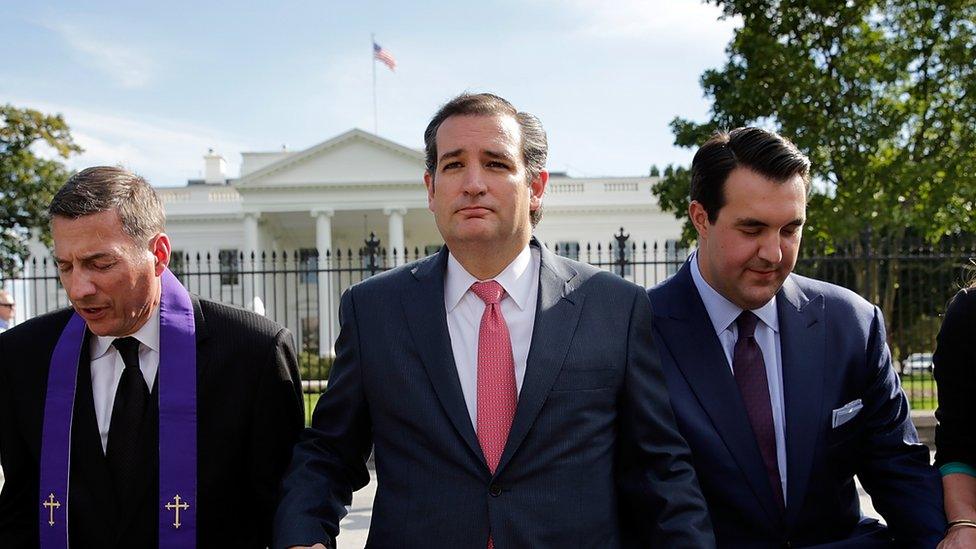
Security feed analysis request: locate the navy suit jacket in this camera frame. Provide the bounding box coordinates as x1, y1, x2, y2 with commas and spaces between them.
648, 262, 945, 548
274, 242, 714, 548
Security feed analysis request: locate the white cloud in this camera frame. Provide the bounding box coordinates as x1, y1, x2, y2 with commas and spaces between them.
3, 97, 253, 187
552, 0, 740, 41
44, 22, 153, 89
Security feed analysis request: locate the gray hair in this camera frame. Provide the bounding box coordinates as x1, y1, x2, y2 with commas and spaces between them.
424, 92, 548, 227
48, 166, 165, 244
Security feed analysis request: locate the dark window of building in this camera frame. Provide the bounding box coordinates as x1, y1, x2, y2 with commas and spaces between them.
555, 241, 580, 261
299, 248, 319, 285
169, 250, 187, 283
665, 239, 688, 276
218, 249, 239, 285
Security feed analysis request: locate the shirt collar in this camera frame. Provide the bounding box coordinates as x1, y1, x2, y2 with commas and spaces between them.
689, 250, 779, 335
445, 244, 534, 311
90, 305, 162, 360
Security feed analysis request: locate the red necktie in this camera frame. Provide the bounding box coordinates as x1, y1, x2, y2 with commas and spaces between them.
471, 281, 517, 549
733, 311, 785, 511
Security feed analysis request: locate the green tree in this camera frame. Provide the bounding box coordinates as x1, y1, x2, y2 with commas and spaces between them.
0, 105, 82, 278
653, 0, 976, 316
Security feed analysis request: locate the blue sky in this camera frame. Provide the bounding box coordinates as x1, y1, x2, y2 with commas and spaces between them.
1, 1, 740, 187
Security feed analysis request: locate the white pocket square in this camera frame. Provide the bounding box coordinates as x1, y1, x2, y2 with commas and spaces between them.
832, 399, 863, 428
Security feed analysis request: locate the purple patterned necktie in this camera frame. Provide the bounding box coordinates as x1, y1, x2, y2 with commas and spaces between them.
733, 311, 784, 511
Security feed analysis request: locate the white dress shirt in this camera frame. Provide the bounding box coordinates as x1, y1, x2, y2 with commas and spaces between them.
690, 252, 788, 501
444, 244, 540, 429
89, 307, 161, 453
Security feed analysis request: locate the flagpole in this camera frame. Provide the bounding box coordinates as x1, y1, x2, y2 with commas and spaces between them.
371, 33, 378, 135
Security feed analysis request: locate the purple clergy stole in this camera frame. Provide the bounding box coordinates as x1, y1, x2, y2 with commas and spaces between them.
39, 269, 197, 548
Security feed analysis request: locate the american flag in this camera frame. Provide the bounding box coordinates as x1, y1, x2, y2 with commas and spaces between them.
373, 42, 397, 71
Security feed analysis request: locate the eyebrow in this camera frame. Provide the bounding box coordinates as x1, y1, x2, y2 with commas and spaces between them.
734, 217, 805, 228
437, 148, 516, 165
52, 252, 117, 264
438, 149, 463, 163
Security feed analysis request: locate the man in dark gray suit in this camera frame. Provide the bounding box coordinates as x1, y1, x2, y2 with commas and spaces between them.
274, 93, 714, 548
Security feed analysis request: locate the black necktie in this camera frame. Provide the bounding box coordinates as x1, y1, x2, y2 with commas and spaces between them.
732, 311, 785, 511
106, 336, 149, 497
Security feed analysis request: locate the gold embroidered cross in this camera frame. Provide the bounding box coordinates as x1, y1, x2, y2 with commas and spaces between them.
43, 493, 61, 526
164, 494, 189, 529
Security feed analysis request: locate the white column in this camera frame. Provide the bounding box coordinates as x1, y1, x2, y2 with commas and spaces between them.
241, 212, 263, 312
312, 209, 335, 356
243, 212, 260, 255
313, 209, 334, 260
384, 207, 407, 267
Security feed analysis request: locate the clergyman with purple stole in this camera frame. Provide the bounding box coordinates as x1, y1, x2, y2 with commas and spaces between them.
0, 166, 304, 548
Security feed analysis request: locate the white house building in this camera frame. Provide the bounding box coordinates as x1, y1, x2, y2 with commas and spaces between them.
159, 129, 683, 263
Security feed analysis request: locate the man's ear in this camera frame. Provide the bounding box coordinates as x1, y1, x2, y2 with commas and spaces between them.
150, 233, 172, 276
424, 171, 435, 212
528, 170, 549, 211
688, 201, 711, 241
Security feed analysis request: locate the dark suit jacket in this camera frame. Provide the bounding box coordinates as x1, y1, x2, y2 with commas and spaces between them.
0, 296, 304, 548
274, 242, 714, 548
648, 262, 945, 548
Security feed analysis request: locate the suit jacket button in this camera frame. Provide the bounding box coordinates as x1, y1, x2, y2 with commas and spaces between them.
489, 484, 502, 497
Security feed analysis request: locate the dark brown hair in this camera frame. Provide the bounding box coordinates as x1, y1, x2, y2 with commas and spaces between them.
424, 92, 547, 227
49, 166, 165, 244
690, 127, 811, 223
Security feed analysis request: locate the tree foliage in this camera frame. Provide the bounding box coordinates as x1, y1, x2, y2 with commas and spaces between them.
653, 0, 976, 248
0, 105, 82, 278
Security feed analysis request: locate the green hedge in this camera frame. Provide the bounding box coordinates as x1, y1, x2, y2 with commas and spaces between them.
299, 351, 333, 381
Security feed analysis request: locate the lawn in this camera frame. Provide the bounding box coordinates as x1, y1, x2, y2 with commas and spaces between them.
900, 371, 937, 411
303, 392, 322, 426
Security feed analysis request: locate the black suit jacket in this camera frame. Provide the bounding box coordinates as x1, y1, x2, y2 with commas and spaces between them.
273, 242, 714, 548
934, 288, 976, 468
649, 263, 945, 548
0, 296, 304, 548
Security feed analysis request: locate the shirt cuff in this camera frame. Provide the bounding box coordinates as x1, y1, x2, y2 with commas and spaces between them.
940, 461, 976, 477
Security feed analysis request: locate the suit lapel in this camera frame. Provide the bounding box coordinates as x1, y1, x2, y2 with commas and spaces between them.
495, 243, 582, 474
190, 295, 212, 388
777, 276, 825, 527
401, 248, 485, 465
655, 263, 783, 524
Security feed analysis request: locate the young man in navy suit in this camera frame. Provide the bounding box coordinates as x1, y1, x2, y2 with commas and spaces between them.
274, 93, 714, 548
648, 127, 945, 547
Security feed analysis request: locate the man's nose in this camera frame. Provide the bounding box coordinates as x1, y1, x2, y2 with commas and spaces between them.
757, 233, 783, 264
461, 168, 488, 195
64, 270, 97, 302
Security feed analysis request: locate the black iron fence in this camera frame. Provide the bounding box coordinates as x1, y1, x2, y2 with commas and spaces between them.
4, 229, 974, 416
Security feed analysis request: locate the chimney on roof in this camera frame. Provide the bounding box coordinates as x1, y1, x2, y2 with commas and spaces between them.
204, 148, 226, 184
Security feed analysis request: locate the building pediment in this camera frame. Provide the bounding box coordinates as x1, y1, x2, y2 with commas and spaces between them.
236, 129, 425, 188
